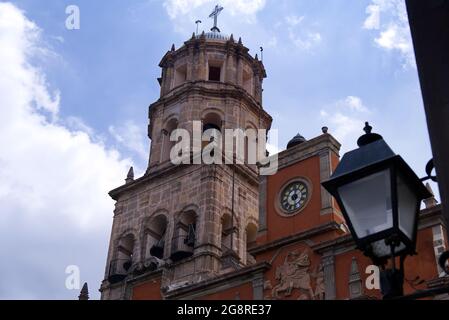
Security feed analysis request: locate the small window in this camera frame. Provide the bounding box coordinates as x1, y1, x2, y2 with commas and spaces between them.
209, 66, 221, 81
174, 65, 187, 87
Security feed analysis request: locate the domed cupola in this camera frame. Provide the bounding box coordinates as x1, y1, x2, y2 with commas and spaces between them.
287, 133, 307, 149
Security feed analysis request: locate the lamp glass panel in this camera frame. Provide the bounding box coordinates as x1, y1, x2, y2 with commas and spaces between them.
397, 173, 418, 240
338, 169, 393, 239
371, 239, 406, 258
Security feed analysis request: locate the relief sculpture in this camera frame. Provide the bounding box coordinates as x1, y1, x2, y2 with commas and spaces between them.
270, 250, 324, 300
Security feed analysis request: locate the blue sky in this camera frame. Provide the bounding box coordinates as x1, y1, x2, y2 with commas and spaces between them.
0, 0, 437, 299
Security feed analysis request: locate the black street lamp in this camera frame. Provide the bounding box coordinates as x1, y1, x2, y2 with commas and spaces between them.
322, 122, 431, 299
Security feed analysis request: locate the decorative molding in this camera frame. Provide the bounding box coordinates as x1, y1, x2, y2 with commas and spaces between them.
319, 150, 333, 215
322, 250, 336, 300
273, 134, 341, 172
252, 275, 265, 300
348, 257, 363, 299
258, 176, 267, 232
274, 176, 313, 218
249, 222, 341, 255
163, 262, 270, 299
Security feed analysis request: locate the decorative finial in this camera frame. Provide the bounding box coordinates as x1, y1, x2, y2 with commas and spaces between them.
78, 283, 89, 301
357, 121, 383, 147
363, 122, 372, 134
200, 30, 206, 39
195, 20, 202, 35
322, 126, 328, 134
424, 183, 438, 208
238, 37, 242, 45
209, 4, 224, 33
255, 53, 259, 60
126, 166, 134, 184
171, 44, 175, 51
229, 34, 234, 42
191, 32, 196, 39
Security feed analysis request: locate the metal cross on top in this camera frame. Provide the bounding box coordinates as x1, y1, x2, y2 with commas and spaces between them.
209, 4, 224, 32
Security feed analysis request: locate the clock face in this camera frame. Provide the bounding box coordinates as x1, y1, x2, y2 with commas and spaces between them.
280, 181, 309, 214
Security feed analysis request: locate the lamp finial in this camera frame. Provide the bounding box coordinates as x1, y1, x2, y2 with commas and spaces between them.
357, 121, 383, 147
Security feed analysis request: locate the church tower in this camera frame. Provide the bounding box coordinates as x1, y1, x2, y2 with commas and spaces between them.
100, 11, 272, 299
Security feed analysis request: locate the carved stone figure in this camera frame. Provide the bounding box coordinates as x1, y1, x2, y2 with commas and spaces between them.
313, 264, 325, 300
271, 250, 315, 299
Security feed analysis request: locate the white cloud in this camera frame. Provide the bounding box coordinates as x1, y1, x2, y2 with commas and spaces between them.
362, 0, 415, 69
164, 0, 266, 20
289, 30, 321, 50
161, 0, 321, 54
162, 0, 266, 31
284, 15, 321, 51
285, 15, 304, 27
341, 96, 369, 113
363, 4, 380, 30
0, 3, 133, 299
161, 0, 274, 52
320, 96, 372, 152
109, 121, 148, 162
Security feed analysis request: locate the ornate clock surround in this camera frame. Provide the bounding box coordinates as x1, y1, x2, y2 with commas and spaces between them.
276, 177, 312, 217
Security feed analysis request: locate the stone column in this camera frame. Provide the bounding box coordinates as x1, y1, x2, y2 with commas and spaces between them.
322, 250, 336, 300
226, 53, 235, 84
187, 47, 194, 81
319, 150, 333, 215
252, 274, 265, 300
198, 45, 207, 81
159, 129, 168, 163
258, 176, 267, 233
237, 57, 243, 86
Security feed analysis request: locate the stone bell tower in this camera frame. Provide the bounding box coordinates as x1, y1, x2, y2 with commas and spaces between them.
100, 13, 272, 299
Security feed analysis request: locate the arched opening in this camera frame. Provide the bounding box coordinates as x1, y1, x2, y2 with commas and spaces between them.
246, 223, 258, 265
202, 112, 223, 156
221, 214, 233, 253
144, 214, 168, 260
174, 64, 187, 87
208, 60, 223, 82
170, 210, 197, 262
162, 118, 178, 162
108, 234, 135, 284
244, 127, 258, 165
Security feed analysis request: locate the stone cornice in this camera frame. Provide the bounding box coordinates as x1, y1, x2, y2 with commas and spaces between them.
109, 160, 260, 201
148, 81, 272, 127
248, 221, 343, 255
159, 36, 266, 79
163, 262, 270, 299
272, 133, 341, 171
418, 204, 446, 229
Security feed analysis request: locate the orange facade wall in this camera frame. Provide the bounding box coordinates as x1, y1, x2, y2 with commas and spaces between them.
334, 226, 439, 299
132, 277, 163, 300
197, 282, 253, 300
403, 227, 439, 293
265, 156, 332, 243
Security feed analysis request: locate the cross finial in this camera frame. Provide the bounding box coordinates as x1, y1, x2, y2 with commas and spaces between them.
209, 4, 224, 33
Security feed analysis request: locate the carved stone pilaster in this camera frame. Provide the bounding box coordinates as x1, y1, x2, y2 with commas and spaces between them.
252, 275, 264, 300
348, 257, 362, 299
322, 251, 336, 300
319, 150, 333, 215
258, 176, 267, 232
